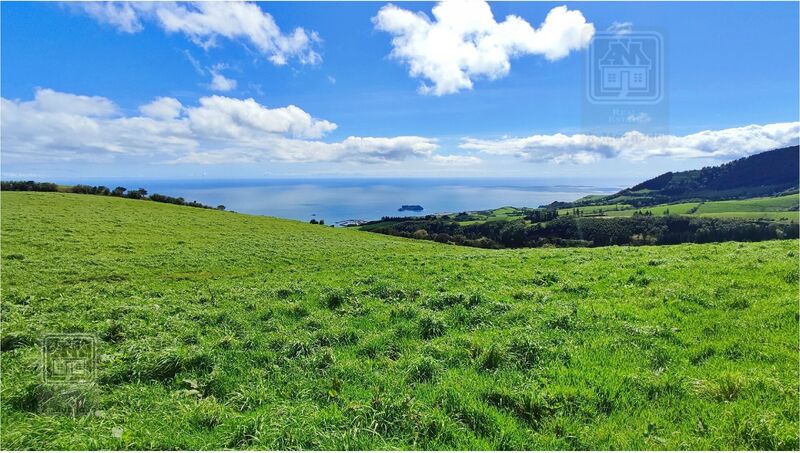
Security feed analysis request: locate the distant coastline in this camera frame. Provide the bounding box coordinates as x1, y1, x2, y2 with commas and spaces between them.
2, 178, 621, 224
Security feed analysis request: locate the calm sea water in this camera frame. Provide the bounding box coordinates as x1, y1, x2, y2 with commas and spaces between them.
68, 178, 624, 224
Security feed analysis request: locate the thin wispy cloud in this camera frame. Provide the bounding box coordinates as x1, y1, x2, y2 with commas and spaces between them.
607, 21, 633, 36
72, 2, 321, 65
431, 154, 483, 166
460, 122, 800, 164
208, 64, 237, 92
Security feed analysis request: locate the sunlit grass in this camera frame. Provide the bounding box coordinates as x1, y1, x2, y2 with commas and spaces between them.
1, 192, 798, 449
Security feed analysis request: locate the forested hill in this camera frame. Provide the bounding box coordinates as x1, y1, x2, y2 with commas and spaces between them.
547, 145, 799, 208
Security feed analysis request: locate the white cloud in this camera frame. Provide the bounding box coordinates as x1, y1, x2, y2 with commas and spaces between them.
139, 97, 183, 120
607, 21, 633, 36
338, 136, 438, 163
208, 66, 237, 92
1, 88, 441, 165
169, 136, 440, 165
186, 95, 336, 139
431, 154, 483, 166
460, 122, 800, 163
74, 2, 144, 33
183, 50, 206, 75
22, 88, 119, 117
73, 2, 321, 65
373, 1, 594, 95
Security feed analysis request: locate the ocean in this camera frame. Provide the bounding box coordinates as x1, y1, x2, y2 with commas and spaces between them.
64, 178, 625, 225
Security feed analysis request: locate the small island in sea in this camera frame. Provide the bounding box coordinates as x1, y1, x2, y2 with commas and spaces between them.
398, 204, 424, 212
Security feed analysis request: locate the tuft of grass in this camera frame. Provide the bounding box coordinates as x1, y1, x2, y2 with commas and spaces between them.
226, 414, 268, 448
419, 314, 446, 340
508, 335, 546, 369
483, 388, 551, 426
0, 332, 36, 352
406, 356, 441, 383
321, 288, 351, 309
425, 293, 465, 310
693, 373, 748, 402
185, 397, 231, 430
478, 343, 506, 371
100, 348, 213, 384
727, 297, 751, 310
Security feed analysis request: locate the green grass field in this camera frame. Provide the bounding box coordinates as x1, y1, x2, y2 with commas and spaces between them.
594, 195, 799, 221
2, 192, 799, 449
556, 203, 633, 216
379, 194, 799, 229
603, 202, 702, 218
696, 196, 800, 214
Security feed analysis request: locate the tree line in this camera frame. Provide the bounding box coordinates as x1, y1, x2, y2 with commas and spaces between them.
368, 216, 799, 249
1, 181, 225, 211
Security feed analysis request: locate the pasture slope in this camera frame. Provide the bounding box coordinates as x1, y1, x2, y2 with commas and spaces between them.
1, 192, 798, 449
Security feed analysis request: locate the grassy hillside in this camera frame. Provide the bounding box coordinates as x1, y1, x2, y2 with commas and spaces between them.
358, 194, 799, 249
601, 195, 799, 221
366, 194, 799, 228
550, 146, 800, 208
2, 192, 798, 449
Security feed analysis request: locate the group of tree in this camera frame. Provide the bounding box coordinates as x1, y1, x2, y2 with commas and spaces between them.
523, 209, 559, 222
1, 181, 58, 192
368, 215, 798, 249
1, 180, 224, 211
309, 219, 326, 225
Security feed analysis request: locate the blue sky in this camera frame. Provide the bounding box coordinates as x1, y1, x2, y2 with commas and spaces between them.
1, 1, 798, 182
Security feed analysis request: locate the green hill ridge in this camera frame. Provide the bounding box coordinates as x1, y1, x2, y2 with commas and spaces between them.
548, 146, 800, 208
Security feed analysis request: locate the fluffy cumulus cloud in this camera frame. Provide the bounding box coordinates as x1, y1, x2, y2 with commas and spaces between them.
186, 95, 336, 139
29, 88, 119, 117
72, 2, 320, 65
373, 1, 594, 95
460, 122, 800, 164
139, 97, 183, 120
1, 88, 440, 165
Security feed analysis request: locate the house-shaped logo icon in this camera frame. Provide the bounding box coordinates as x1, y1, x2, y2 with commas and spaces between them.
587, 31, 662, 104
599, 41, 651, 92
42, 334, 96, 384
